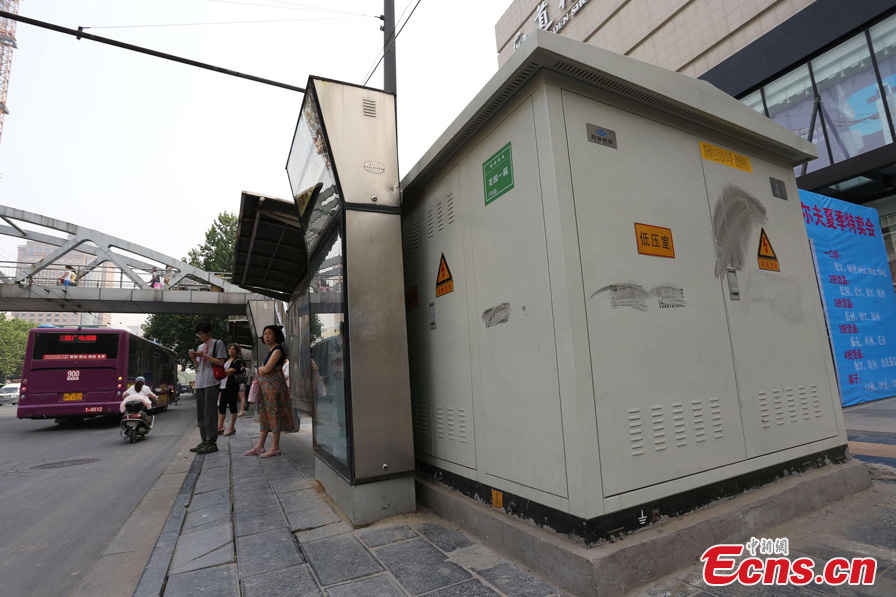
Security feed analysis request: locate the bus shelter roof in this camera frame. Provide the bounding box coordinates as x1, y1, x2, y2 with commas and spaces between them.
233, 191, 307, 302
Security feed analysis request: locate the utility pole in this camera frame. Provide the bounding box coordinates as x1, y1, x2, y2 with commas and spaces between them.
382, 0, 396, 95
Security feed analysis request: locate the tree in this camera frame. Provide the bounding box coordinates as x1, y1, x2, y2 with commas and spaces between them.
186, 212, 238, 273
143, 212, 237, 368
0, 317, 37, 380
143, 314, 228, 368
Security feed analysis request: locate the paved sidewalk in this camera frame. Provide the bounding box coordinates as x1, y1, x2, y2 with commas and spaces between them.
134, 397, 896, 597
134, 414, 565, 597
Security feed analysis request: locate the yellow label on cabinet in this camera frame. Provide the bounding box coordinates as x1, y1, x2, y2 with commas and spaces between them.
700, 142, 752, 172
635, 223, 675, 258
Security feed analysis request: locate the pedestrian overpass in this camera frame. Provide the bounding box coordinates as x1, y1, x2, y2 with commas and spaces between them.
0, 205, 264, 315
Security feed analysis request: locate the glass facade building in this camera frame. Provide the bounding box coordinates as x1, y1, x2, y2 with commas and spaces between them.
740, 15, 896, 178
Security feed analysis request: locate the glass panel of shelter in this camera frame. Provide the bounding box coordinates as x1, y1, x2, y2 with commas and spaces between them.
307, 228, 349, 475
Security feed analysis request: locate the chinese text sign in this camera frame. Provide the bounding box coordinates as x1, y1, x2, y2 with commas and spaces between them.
800, 189, 896, 406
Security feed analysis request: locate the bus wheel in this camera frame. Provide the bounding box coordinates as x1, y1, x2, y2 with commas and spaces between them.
128, 427, 137, 444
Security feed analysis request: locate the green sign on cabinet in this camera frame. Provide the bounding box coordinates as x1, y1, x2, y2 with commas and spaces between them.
482, 142, 514, 205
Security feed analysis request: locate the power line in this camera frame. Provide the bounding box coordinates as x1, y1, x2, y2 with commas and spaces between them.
363, 0, 422, 87
83, 15, 368, 31
0, 10, 305, 93
204, 0, 379, 18
360, 0, 412, 84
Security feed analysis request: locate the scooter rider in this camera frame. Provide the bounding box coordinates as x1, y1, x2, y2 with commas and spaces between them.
120, 377, 158, 414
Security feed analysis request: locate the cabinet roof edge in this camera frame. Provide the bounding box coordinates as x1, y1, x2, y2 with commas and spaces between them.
401, 30, 816, 199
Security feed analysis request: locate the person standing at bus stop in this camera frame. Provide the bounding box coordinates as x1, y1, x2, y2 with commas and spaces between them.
188, 322, 226, 454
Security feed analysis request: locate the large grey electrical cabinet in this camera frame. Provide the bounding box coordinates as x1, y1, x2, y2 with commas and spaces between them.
400, 31, 848, 530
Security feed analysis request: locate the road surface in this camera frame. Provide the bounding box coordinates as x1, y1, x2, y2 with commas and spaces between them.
0, 397, 196, 595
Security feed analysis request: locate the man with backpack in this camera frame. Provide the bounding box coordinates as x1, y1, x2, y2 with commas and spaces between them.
188, 322, 227, 454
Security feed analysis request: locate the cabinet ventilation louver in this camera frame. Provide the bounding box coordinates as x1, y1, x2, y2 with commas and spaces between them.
362, 98, 376, 117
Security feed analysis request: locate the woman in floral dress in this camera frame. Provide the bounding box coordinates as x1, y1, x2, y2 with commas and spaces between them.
245, 325, 296, 458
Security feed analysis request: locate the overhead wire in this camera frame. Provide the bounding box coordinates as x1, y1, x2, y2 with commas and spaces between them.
359, 0, 413, 83
83, 16, 369, 31
362, 0, 422, 87
204, 0, 379, 18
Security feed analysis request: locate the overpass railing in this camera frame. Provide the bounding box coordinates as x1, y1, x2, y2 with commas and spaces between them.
0, 261, 232, 292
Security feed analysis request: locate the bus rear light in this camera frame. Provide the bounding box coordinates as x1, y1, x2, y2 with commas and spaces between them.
118, 377, 122, 381
22, 379, 27, 384
117, 384, 122, 389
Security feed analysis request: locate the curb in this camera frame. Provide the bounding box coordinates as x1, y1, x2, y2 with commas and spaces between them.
133, 453, 204, 597
417, 459, 872, 596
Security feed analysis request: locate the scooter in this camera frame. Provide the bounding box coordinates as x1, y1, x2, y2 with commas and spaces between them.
120, 400, 155, 443
169, 385, 179, 406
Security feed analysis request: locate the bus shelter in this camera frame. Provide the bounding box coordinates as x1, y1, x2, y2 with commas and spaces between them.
233, 78, 415, 526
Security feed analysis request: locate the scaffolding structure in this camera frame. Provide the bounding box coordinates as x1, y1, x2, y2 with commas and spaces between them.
0, 0, 20, 147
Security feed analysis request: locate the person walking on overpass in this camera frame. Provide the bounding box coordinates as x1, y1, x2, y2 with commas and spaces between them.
189, 322, 227, 454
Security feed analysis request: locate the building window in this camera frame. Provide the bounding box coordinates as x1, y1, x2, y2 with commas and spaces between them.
811, 33, 888, 163
870, 13, 896, 144
764, 65, 831, 173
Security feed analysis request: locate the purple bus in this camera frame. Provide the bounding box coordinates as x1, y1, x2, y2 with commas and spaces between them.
17, 328, 177, 424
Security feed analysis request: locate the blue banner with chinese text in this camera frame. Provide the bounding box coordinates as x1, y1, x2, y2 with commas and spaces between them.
800, 189, 896, 406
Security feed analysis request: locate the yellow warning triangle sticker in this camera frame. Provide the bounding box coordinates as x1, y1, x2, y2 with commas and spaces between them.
436, 253, 453, 285
757, 228, 780, 271
436, 253, 454, 297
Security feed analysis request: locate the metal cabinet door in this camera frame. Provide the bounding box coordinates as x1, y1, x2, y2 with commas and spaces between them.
700, 141, 840, 457
563, 91, 748, 496
466, 98, 568, 498
403, 167, 477, 470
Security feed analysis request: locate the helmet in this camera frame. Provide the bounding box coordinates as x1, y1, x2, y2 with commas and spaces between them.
135, 376, 146, 383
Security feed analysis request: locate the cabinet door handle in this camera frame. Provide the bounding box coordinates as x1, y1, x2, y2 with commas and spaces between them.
726, 267, 740, 301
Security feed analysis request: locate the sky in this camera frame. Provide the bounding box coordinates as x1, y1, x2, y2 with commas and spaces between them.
0, 0, 513, 328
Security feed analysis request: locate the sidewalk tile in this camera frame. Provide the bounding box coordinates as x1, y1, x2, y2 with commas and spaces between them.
302, 534, 383, 586
189, 488, 230, 511
415, 523, 474, 552
165, 563, 239, 597
233, 466, 267, 480
170, 523, 233, 574
844, 510, 896, 550
473, 561, 562, 597
241, 564, 321, 597
182, 503, 231, 534
286, 504, 341, 532
425, 579, 501, 597
296, 521, 354, 543
235, 506, 288, 537
270, 476, 316, 493
279, 488, 327, 513
170, 543, 235, 575
234, 488, 279, 509
236, 528, 305, 578
194, 471, 231, 494
233, 476, 271, 494
358, 524, 418, 548
375, 537, 471, 595
326, 574, 405, 597
201, 453, 230, 469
